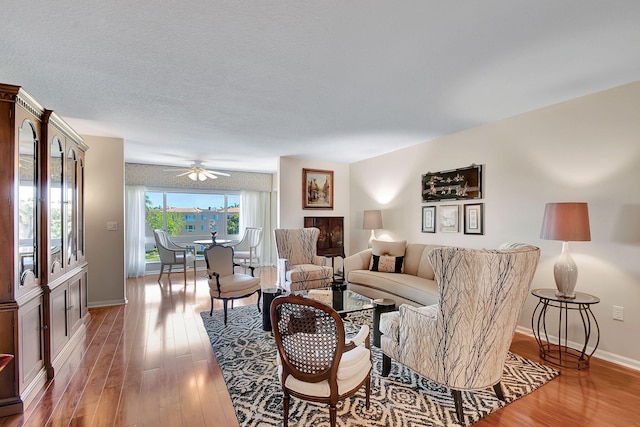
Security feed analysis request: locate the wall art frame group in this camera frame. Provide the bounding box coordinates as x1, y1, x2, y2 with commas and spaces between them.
303, 168, 334, 209
421, 202, 485, 235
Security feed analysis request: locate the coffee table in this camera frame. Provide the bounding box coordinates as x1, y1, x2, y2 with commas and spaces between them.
295, 287, 395, 346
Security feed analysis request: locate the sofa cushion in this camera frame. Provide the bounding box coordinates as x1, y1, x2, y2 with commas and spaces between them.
348, 270, 439, 306
370, 255, 404, 273
371, 240, 406, 257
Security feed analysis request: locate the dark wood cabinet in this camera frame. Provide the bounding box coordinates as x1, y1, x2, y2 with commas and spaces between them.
304, 216, 345, 257
0, 83, 89, 416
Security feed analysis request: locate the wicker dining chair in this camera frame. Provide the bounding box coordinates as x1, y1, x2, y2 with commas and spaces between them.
270, 294, 372, 427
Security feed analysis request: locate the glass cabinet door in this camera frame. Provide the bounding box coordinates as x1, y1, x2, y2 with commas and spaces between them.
50, 137, 64, 273
77, 157, 85, 258
18, 120, 39, 286
66, 148, 77, 266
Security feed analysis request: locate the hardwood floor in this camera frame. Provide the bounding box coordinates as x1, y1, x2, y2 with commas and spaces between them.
1, 267, 639, 427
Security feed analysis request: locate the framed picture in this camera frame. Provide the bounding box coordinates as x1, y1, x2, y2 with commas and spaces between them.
303, 168, 334, 209
464, 203, 484, 235
439, 205, 460, 233
422, 206, 436, 233
421, 164, 482, 202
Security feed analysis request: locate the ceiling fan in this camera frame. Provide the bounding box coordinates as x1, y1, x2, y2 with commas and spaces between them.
163, 161, 231, 181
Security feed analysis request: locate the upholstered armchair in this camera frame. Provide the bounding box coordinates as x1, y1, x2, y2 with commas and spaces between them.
270, 294, 372, 427
379, 245, 540, 424
274, 228, 333, 291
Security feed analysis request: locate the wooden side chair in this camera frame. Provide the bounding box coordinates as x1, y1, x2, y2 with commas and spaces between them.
205, 245, 261, 325
270, 294, 372, 427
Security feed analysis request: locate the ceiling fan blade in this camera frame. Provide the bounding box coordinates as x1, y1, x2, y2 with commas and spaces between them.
202, 171, 219, 180
205, 170, 231, 177
176, 171, 192, 177
163, 168, 186, 172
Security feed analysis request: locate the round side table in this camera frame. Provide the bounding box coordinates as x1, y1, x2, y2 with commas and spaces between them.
531, 288, 600, 369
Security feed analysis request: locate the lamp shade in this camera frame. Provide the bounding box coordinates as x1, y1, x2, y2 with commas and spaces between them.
363, 210, 383, 230
540, 202, 591, 241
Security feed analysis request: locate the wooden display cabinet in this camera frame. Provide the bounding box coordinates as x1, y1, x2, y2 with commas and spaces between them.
304, 216, 345, 281
0, 84, 89, 415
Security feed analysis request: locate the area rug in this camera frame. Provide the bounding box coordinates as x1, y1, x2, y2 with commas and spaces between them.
200, 306, 558, 426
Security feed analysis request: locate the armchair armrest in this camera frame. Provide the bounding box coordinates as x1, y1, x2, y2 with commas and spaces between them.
345, 325, 370, 350
312, 256, 329, 266
276, 258, 289, 288
344, 249, 372, 281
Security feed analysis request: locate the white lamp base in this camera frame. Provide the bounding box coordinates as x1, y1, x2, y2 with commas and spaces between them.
554, 241, 578, 299
367, 230, 376, 248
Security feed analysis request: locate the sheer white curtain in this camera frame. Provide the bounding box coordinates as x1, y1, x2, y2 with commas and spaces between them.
126, 185, 147, 277
240, 191, 274, 266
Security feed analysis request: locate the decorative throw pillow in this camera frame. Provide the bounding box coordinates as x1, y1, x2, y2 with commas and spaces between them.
369, 240, 407, 273
370, 254, 405, 273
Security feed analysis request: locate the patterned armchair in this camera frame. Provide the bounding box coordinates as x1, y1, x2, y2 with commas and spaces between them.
274, 228, 333, 291
379, 245, 540, 424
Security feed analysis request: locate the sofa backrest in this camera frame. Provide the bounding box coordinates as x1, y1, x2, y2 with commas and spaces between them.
404, 243, 442, 279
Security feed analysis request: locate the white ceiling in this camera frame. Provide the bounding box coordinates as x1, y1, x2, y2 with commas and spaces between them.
2, 1, 640, 173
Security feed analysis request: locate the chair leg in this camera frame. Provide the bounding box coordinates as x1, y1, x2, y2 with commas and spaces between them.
493, 382, 505, 400
223, 299, 229, 325
365, 374, 371, 409
382, 354, 391, 377
256, 289, 262, 313
452, 389, 464, 424
183, 261, 187, 285
158, 264, 165, 282
209, 297, 214, 316
329, 404, 337, 427
283, 393, 290, 427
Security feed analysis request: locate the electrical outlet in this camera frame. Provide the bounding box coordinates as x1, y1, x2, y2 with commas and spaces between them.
107, 222, 118, 231
613, 306, 624, 321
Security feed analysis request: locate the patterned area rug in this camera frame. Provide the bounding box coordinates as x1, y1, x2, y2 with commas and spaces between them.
200, 306, 558, 426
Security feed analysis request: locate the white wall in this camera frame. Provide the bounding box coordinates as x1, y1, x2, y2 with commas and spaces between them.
349, 82, 640, 367
277, 157, 350, 267
84, 135, 127, 307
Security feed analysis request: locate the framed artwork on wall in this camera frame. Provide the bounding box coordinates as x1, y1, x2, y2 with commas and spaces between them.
422, 206, 436, 233
303, 168, 334, 209
464, 203, 484, 235
439, 205, 460, 233
421, 164, 482, 202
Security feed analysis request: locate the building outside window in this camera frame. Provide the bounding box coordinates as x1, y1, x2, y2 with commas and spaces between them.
145, 190, 240, 262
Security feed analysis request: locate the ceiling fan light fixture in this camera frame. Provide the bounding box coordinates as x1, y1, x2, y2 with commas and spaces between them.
188, 171, 198, 181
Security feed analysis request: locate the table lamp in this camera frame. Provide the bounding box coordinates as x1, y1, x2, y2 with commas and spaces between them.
540, 202, 591, 298
363, 210, 383, 248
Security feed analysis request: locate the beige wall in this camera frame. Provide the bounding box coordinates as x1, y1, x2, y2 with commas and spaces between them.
84, 135, 127, 307
349, 82, 640, 368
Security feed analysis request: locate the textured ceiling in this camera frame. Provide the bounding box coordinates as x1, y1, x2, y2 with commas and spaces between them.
2, 1, 640, 173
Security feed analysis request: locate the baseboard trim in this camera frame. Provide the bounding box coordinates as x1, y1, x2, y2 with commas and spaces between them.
515, 326, 640, 371
88, 299, 127, 308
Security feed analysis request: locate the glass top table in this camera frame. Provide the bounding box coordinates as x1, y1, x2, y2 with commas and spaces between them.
294, 288, 375, 315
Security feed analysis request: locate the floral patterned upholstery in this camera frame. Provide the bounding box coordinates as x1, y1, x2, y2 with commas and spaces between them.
379, 245, 540, 423
274, 228, 333, 291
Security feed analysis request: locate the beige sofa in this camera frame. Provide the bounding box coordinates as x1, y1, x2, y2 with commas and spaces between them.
344, 241, 442, 307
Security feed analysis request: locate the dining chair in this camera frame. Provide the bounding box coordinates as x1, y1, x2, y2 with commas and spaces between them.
153, 229, 196, 285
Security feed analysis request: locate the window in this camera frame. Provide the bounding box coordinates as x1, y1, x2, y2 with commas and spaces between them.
144, 190, 241, 261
